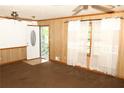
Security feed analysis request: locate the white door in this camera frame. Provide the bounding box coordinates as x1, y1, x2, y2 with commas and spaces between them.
27, 26, 40, 59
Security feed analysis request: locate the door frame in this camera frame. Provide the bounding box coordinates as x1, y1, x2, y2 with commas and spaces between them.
39, 25, 50, 60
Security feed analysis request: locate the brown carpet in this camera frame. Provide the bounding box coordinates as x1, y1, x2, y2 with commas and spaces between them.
0, 61, 124, 88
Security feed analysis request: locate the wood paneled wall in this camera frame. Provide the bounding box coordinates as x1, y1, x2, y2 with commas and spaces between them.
0, 46, 27, 65
118, 19, 124, 79
48, 20, 67, 63
38, 12, 124, 78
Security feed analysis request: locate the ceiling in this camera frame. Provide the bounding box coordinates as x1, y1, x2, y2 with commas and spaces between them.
0, 5, 124, 20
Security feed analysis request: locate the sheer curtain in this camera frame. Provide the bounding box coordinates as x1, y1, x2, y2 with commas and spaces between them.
90, 18, 121, 76
67, 20, 89, 67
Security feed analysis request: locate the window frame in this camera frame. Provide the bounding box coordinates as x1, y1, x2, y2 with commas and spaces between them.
87, 21, 92, 57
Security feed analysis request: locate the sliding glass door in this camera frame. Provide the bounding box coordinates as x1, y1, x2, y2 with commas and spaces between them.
67, 18, 121, 76
40, 26, 49, 62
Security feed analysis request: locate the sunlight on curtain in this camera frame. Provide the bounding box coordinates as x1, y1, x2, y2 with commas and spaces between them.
90, 18, 121, 76
67, 20, 89, 67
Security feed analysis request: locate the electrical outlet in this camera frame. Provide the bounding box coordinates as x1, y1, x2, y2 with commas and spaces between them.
55, 56, 60, 61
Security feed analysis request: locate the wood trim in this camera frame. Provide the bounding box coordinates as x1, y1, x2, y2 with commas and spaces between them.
48, 26, 50, 60
50, 59, 65, 64
39, 25, 50, 27
38, 11, 124, 21
0, 46, 27, 50
27, 25, 43, 26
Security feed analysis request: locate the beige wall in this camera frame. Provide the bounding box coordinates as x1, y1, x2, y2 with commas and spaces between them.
38, 12, 124, 78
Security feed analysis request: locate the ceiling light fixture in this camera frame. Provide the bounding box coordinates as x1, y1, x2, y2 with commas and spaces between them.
32, 16, 36, 19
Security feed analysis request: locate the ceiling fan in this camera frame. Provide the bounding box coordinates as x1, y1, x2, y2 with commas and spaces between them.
10, 11, 35, 21
11, 11, 19, 19
72, 5, 117, 15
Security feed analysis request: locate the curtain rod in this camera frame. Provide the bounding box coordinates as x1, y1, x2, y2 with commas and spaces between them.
27, 25, 41, 26
64, 17, 124, 23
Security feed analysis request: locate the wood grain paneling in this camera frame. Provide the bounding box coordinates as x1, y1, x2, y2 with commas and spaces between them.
0, 46, 27, 65
48, 20, 67, 63
118, 19, 124, 79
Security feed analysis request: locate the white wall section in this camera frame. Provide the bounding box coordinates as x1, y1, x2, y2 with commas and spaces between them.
0, 18, 40, 59
0, 19, 27, 48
